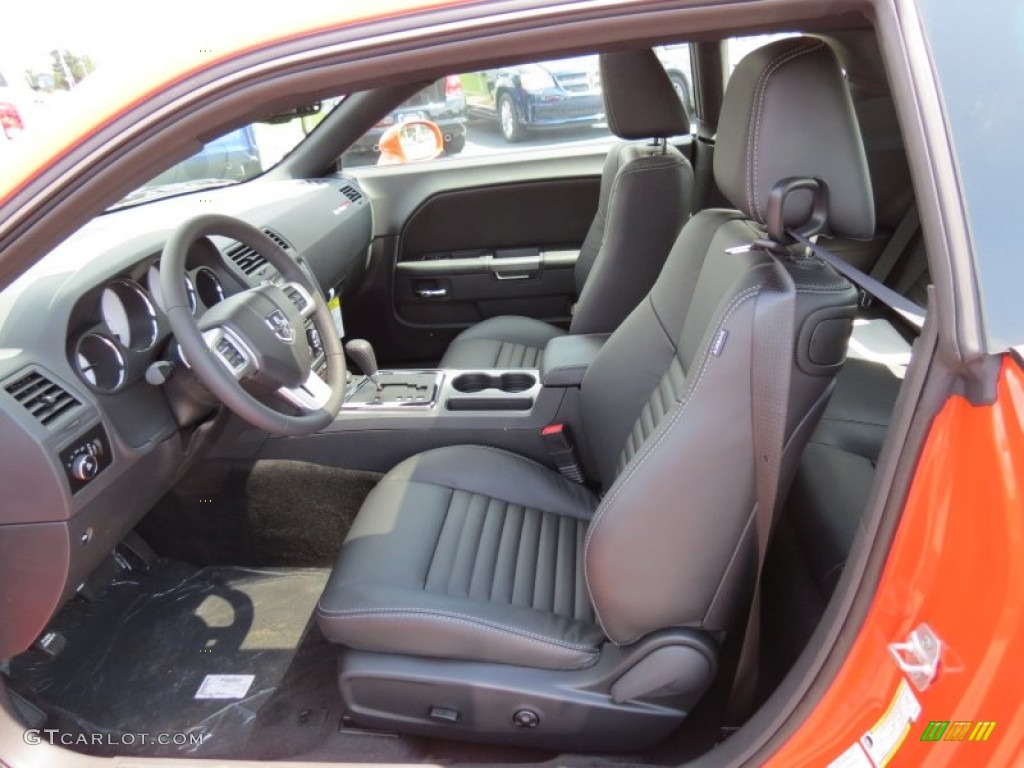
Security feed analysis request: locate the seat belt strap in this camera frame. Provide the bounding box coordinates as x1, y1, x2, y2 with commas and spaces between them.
869, 203, 920, 285
726, 257, 797, 720
790, 231, 927, 329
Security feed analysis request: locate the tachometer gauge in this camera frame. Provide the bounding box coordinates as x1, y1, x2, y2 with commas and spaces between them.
100, 280, 158, 350
75, 334, 127, 392
147, 264, 197, 314
194, 268, 225, 307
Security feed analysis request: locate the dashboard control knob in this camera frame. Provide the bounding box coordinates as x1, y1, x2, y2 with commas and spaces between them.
71, 454, 99, 482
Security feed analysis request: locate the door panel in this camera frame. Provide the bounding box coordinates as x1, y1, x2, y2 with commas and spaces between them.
396, 247, 579, 326
346, 153, 603, 364
395, 178, 596, 329
400, 179, 597, 258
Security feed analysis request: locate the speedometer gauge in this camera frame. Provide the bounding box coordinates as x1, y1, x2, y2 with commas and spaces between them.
100, 280, 158, 350
147, 264, 197, 314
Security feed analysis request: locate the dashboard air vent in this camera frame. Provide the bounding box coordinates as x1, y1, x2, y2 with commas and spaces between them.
224, 241, 267, 276
225, 229, 292, 277
340, 185, 363, 203
262, 228, 292, 251
5, 370, 81, 426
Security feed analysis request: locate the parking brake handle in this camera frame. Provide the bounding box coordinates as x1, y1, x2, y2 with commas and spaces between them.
345, 339, 381, 391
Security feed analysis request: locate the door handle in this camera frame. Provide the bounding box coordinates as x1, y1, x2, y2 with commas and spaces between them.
494, 272, 532, 281
415, 287, 449, 298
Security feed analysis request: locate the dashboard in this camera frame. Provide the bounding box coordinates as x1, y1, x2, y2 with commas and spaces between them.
0, 176, 371, 659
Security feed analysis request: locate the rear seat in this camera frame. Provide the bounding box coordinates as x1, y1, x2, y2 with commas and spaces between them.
761, 313, 916, 690
761, 37, 926, 681
785, 346, 905, 597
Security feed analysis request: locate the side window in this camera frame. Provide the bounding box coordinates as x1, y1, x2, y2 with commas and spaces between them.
342, 49, 694, 169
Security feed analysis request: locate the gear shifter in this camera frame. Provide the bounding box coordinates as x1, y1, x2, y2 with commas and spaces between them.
345, 339, 381, 391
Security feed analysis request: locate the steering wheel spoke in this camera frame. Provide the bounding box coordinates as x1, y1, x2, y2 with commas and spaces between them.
280, 281, 318, 319
200, 326, 259, 380
277, 370, 333, 411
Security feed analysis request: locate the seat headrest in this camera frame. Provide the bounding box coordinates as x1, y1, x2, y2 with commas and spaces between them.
599, 50, 690, 140
714, 37, 875, 239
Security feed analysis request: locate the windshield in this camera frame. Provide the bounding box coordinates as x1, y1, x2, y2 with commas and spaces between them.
109, 98, 340, 210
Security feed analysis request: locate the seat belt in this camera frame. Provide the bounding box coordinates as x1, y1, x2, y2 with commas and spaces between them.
790, 231, 927, 329
726, 257, 797, 721
726, 232, 928, 722
869, 203, 920, 286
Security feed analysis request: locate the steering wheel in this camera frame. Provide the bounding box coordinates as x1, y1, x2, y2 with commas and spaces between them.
161, 214, 346, 435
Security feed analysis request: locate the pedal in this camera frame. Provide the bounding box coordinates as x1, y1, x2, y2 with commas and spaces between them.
117, 531, 158, 571
33, 631, 67, 660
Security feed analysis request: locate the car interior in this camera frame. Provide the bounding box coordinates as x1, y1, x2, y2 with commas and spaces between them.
0, 7, 930, 766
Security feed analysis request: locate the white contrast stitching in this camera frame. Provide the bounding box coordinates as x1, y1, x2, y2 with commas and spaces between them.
748, 42, 824, 222
315, 606, 600, 656
584, 286, 761, 640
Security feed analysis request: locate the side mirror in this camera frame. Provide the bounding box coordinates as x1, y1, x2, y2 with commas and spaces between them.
377, 120, 444, 166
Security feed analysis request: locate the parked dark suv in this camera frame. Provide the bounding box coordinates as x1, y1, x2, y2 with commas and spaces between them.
462, 56, 605, 142
348, 75, 467, 159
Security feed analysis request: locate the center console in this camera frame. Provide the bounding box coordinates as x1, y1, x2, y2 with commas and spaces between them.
340, 369, 541, 413
257, 334, 608, 473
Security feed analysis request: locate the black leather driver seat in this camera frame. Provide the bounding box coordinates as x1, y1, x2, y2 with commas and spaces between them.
439, 49, 694, 369
318, 37, 873, 751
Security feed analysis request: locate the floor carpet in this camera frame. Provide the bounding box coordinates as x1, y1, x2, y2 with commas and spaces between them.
137, 459, 382, 567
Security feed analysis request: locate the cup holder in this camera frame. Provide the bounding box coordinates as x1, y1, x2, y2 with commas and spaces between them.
499, 372, 535, 393
451, 373, 492, 393
451, 371, 537, 394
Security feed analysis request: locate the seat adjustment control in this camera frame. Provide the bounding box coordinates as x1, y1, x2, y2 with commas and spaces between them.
512, 709, 539, 728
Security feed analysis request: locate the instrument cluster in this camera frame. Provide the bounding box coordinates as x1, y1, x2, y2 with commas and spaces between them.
70, 242, 229, 395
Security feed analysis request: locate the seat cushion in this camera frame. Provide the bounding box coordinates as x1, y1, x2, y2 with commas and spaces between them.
316, 445, 604, 670
439, 316, 565, 369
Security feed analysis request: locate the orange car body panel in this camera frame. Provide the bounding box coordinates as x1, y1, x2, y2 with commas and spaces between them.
767, 355, 1024, 766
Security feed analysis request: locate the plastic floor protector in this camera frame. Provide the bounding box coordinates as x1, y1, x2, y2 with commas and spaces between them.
8, 561, 330, 758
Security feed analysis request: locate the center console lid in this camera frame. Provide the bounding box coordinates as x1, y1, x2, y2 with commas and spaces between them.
541, 334, 610, 387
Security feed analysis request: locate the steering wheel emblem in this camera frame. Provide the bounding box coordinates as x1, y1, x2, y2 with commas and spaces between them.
265, 310, 294, 343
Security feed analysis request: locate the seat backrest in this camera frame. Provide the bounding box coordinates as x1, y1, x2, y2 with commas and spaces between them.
579, 38, 873, 645
569, 50, 694, 336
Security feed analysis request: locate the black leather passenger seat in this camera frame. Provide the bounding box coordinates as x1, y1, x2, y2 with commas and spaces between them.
440, 49, 694, 369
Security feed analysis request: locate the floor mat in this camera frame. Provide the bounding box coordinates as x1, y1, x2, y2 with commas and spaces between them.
8, 562, 332, 759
